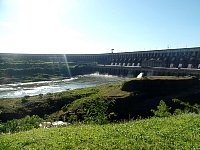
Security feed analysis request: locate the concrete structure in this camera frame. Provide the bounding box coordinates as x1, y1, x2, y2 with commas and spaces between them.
66, 47, 200, 77
67, 47, 200, 69
1, 47, 200, 77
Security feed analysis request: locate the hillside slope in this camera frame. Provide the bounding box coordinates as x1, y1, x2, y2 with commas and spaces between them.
1, 113, 200, 149
1, 76, 200, 123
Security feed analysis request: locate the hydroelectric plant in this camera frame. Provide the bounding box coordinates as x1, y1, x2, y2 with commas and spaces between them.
1, 46, 200, 77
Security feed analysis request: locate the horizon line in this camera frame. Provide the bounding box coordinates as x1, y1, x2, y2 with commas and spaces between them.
1, 46, 200, 55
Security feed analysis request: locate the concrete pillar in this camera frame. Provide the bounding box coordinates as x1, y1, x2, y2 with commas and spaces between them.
111, 62, 113, 65
137, 63, 140, 66
119, 63, 121, 66
170, 64, 174, 68
132, 63, 135, 66
123, 63, 126, 66
187, 64, 192, 68
198, 64, 200, 69
127, 63, 130, 66
178, 64, 182, 68
115, 63, 117, 66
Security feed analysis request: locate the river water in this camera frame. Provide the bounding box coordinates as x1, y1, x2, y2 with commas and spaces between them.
0, 73, 126, 99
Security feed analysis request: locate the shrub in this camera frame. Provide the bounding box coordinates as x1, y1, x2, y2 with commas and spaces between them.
21, 96, 29, 103
39, 94, 43, 99
172, 99, 200, 114
173, 109, 184, 115
68, 115, 78, 123
0, 115, 43, 133
83, 99, 109, 124
66, 95, 111, 124
151, 100, 171, 117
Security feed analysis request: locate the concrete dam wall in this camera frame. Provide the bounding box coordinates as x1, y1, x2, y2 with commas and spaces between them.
1, 46, 200, 77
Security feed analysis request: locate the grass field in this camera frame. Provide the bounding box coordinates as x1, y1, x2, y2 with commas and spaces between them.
1, 113, 200, 149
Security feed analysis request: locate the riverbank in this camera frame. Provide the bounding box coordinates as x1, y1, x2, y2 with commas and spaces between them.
1, 76, 200, 123
0, 73, 125, 99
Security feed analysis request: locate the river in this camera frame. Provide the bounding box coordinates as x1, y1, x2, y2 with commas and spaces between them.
0, 73, 126, 99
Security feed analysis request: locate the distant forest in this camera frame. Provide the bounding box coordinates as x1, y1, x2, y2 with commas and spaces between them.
0, 54, 92, 84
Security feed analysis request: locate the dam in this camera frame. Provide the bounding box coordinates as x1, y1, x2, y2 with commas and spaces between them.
1, 46, 200, 77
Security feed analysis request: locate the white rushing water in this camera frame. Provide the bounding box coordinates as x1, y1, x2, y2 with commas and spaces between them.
0, 73, 126, 99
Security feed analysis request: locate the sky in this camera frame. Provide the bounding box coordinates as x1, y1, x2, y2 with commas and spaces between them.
0, 0, 200, 54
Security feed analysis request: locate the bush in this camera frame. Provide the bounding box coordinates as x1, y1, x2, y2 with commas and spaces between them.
172, 99, 200, 114
21, 96, 29, 103
173, 109, 184, 115
65, 95, 111, 124
0, 115, 43, 133
83, 99, 109, 124
39, 94, 43, 99
151, 100, 171, 117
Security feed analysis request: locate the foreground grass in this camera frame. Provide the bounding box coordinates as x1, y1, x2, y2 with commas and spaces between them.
1, 113, 200, 149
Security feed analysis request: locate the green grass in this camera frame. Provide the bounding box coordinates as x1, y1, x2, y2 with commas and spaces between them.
0, 82, 129, 122
1, 76, 200, 123
1, 113, 200, 149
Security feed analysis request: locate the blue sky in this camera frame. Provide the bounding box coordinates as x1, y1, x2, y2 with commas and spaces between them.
0, 0, 200, 54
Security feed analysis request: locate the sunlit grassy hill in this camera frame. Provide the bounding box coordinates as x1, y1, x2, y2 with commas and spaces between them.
1, 76, 200, 149
1, 113, 200, 149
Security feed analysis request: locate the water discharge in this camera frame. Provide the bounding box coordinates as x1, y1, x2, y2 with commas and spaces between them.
0, 73, 126, 99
